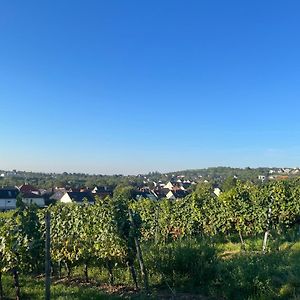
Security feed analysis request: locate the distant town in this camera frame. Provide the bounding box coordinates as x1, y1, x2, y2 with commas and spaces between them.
1, 166, 299, 211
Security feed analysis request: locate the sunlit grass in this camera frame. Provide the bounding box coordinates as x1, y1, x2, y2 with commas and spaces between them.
2, 238, 300, 299
2, 275, 122, 300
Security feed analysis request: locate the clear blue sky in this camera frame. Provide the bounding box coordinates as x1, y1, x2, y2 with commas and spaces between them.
1, 1, 300, 174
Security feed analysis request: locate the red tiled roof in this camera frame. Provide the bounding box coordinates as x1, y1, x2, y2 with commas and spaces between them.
19, 184, 39, 194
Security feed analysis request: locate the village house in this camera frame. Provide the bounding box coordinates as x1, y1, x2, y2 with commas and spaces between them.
92, 186, 113, 199
19, 184, 40, 195
19, 184, 45, 207
258, 175, 266, 182
166, 190, 176, 200
49, 189, 67, 202
135, 191, 158, 201
22, 192, 45, 207
0, 187, 18, 210
213, 187, 222, 197
60, 191, 95, 204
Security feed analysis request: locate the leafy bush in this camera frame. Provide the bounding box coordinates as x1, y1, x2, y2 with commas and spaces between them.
144, 238, 217, 291
215, 248, 300, 299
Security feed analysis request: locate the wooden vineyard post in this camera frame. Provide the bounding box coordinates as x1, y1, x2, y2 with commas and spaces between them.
128, 209, 149, 293
45, 211, 51, 300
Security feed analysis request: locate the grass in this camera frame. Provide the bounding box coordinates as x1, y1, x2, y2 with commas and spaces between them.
2, 275, 129, 299
212, 240, 300, 299
2, 237, 300, 299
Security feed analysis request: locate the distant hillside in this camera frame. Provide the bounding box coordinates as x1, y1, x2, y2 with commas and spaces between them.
1, 166, 298, 190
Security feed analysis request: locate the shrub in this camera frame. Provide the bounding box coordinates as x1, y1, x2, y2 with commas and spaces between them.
144, 238, 217, 291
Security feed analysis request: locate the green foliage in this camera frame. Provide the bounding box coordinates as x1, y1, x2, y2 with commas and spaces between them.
1, 177, 300, 298
16, 193, 25, 209
0, 195, 144, 297
48, 199, 133, 275
260, 181, 300, 232
0, 166, 291, 192
215, 246, 300, 300
1, 274, 120, 299
145, 239, 217, 290
222, 176, 237, 192
113, 185, 136, 200
0, 205, 43, 274
219, 181, 262, 239
130, 198, 159, 241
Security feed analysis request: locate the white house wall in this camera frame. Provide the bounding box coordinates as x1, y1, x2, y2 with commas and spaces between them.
166, 191, 176, 200
0, 199, 17, 210
165, 182, 174, 190
60, 194, 72, 203
22, 198, 45, 207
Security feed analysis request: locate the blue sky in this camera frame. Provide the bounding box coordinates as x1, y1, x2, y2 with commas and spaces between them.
1, 1, 300, 174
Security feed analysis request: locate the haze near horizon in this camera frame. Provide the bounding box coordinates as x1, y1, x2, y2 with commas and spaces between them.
1, 1, 300, 174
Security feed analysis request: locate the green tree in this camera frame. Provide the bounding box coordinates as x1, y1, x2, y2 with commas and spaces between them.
222, 176, 238, 192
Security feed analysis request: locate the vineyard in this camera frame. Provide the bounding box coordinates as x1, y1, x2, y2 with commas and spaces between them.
0, 180, 300, 299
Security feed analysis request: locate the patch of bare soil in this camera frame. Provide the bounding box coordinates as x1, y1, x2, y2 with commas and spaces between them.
52, 277, 215, 299
53, 277, 139, 297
